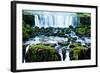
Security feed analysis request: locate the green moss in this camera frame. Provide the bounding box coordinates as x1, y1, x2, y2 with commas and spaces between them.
75, 24, 91, 37
69, 43, 90, 60
25, 44, 61, 62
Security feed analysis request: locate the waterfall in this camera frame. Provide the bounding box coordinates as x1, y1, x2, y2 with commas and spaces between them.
64, 46, 70, 61
55, 44, 70, 61
55, 43, 63, 61
34, 12, 78, 28
26, 45, 30, 53
35, 15, 40, 27
24, 45, 30, 63
59, 49, 63, 61
65, 50, 70, 61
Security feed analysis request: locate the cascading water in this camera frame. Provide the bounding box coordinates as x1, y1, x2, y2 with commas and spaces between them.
55, 43, 63, 61
59, 49, 63, 61
34, 12, 78, 28
24, 45, 30, 63
64, 46, 70, 61
26, 45, 30, 54
64, 50, 70, 61
23, 11, 91, 62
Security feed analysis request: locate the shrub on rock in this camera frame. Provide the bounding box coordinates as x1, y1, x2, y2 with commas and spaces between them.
25, 44, 61, 62
69, 43, 90, 60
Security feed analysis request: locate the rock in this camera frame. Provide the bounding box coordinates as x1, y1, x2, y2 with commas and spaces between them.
25, 44, 61, 62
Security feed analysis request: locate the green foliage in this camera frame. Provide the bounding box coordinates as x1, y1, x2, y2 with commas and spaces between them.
22, 14, 36, 41
65, 28, 71, 34
75, 24, 91, 37
76, 13, 91, 37
23, 21, 33, 41
23, 14, 35, 26
69, 43, 91, 60
23, 21, 41, 41
25, 44, 61, 62
69, 43, 81, 48
70, 47, 86, 60
67, 37, 77, 43
77, 13, 91, 25
32, 26, 40, 36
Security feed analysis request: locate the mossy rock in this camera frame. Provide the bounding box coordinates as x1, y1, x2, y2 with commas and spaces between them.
69, 43, 91, 60
25, 44, 61, 62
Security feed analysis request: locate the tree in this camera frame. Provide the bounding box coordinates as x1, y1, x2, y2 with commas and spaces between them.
23, 14, 35, 27
77, 13, 91, 25
23, 21, 33, 41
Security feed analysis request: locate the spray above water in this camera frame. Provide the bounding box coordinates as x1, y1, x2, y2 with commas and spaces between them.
34, 12, 78, 28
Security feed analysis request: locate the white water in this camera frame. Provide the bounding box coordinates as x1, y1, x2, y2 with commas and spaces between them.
64, 45, 70, 61
65, 51, 70, 61
26, 45, 30, 53
24, 45, 30, 63
24, 35, 90, 62
23, 11, 91, 62
59, 49, 63, 61
24, 36, 68, 45
34, 12, 78, 28
55, 43, 64, 61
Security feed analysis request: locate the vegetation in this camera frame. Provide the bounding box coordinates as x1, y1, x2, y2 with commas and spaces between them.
22, 13, 91, 40
23, 14, 35, 27
23, 21, 33, 41
69, 43, 91, 60
23, 13, 91, 62
23, 25, 73, 41
75, 13, 91, 37
75, 24, 91, 37
25, 44, 61, 62
77, 13, 91, 25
